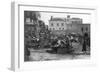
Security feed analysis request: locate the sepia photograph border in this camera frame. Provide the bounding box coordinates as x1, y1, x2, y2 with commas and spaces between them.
11, 2, 97, 71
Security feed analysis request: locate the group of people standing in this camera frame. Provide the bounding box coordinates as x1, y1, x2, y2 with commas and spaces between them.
49, 31, 90, 54
82, 31, 90, 53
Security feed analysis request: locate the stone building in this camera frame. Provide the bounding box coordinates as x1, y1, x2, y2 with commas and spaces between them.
48, 15, 83, 31
48, 15, 90, 35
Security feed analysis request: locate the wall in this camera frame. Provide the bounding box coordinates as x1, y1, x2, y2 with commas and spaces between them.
67, 24, 90, 34
0, 0, 100, 73
49, 21, 67, 30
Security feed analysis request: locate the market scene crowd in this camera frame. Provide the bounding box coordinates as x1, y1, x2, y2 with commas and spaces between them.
24, 11, 90, 61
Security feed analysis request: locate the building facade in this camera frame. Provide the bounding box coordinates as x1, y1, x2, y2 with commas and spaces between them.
49, 17, 66, 30
48, 15, 83, 31
48, 15, 90, 35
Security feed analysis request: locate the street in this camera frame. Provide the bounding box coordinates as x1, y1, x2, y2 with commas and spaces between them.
28, 48, 90, 61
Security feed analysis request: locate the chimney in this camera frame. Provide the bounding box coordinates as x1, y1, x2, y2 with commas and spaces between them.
51, 16, 53, 20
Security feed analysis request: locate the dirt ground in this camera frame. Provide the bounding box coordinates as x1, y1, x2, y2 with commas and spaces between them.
28, 48, 90, 61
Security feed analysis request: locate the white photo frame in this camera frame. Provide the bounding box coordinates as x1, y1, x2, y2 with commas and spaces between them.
11, 2, 97, 71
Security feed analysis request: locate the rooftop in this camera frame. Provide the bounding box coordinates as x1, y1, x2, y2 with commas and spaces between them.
71, 18, 82, 20
50, 18, 66, 21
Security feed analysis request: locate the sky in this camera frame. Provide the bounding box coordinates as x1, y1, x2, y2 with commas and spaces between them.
39, 12, 91, 25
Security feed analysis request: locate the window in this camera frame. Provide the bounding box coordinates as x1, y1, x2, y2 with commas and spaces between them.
59, 28, 61, 30
62, 28, 64, 30
61, 23, 64, 26
57, 23, 59, 26
49, 28, 51, 30
53, 28, 55, 30
86, 27, 88, 31
51, 23, 53, 26
81, 27, 84, 32
26, 18, 30, 23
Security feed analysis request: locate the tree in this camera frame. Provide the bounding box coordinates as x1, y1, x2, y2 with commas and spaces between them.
31, 11, 41, 21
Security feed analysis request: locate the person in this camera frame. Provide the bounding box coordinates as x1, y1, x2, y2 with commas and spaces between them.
82, 39, 87, 53
51, 38, 58, 53
82, 32, 88, 53
25, 44, 30, 61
